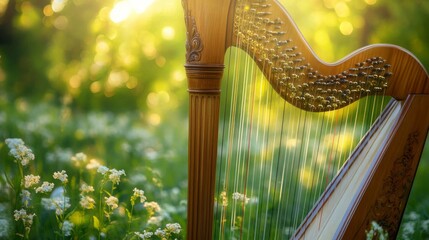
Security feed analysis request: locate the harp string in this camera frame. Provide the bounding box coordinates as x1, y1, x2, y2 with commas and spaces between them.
214, 3, 390, 239
216, 49, 389, 238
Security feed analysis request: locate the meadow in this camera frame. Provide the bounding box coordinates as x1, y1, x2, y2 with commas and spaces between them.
0, 0, 428, 239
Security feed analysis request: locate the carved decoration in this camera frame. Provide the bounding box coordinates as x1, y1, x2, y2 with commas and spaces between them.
368, 131, 420, 237
182, 0, 203, 63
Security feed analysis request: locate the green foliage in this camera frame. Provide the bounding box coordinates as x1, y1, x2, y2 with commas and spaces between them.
1, 138, 184, 239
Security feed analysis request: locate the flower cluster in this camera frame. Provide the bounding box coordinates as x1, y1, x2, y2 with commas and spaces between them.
71, 152, 88, 168
131, 188, 147, 204
4, 138, 184, 239
144, 201, 161, 216
5, 138, 35, 166
105, 196, 119, 210
398, 211, 429, 240
232, 192, 250, 204
79, 182, 95, 209
23, 174, 40, 188
62, 220, 74, 237
134, 230, 153, 239
366, 221, 388, 240
13, 208, 35, 237
135, 222, 182, 240
80, 195, 96, 210
53, 170, 68, 184
35, 181, 54, 193
97, 165, 126, 185
20, 190, 31, 208
165, 223, 181, 234
108, 169, 126, 185
41, 194, 71, 216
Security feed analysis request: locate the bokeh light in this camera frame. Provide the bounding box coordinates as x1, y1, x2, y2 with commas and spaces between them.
365, 0, 377, 5
51, 0, 68, 13
109, 0, 155, 23
339, 21, 353, 35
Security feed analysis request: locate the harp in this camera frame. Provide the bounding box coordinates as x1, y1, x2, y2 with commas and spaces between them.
182, 0, 429, 239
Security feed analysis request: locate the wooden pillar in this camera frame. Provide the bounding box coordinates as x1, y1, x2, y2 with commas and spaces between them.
185, 64, 224, 240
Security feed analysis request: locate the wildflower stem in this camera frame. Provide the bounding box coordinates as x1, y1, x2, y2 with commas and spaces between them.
2, 170, 15, 192
98, 181, 105, 239
127, 203, 134, 233
18, 164, 24, 185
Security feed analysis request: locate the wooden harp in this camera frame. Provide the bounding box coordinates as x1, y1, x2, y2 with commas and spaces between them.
182, 0, 429, 239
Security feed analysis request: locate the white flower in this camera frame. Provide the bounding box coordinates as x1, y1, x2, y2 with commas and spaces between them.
134, 230, 153, 239
5, 138, 24, 148
62, 220, 74, 237
422, 219, 429, 232
165, 223, 181, 234
132, 188, 147, 203
20, 190, 31, 207
53, 170, 68, 184
71, 152, 87, 168
105, 196, 118, 210
0, 219, 10, 238
108, 168, 126, 185
14, 209, 27, 221
79, 183, 94, 193
23, 174, 40, 188
80, 195, 96, 209
97, 166, 109, 175
86, 159, 101, 170
13, 209, 35, 229
155, 228, 166, 238
41, 196, 71, 215
408, 211, 420, 221
5, 138, 35, 166
35, 181, 54, 193
232, 192, 249, 204
403, 221, 416, 236
147, 216, 162, 226
144, 201, 161, 213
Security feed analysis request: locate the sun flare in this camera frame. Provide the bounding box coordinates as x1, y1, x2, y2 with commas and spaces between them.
109, 0, 155, 23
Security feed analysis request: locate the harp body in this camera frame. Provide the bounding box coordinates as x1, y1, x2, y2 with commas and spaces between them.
182, 0, 429, 239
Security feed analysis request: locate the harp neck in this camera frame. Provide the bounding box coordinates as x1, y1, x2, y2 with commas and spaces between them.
183, 0, 429, 106
182, 0, 232, 66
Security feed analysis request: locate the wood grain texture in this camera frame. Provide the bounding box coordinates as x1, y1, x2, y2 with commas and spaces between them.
185, 64, 223, 240
336, 94, 429, 239
182, 0, 429, 239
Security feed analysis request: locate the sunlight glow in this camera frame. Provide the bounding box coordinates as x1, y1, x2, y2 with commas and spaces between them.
335, 2, 350, 18
285, 138, 298, 148
172, 70, 185, 82
90, 81, 101, 93
0, 0, 9, 16
162, 26, 175, 40
109, 0, 155, 23
43, 5, 54, 17
339, 21, 354, 35
51, 0, 68, 13
365, 0, 377, 5
148, 113, 161, 126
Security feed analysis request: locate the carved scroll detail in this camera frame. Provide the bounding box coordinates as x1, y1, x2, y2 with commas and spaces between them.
182, 0, 203, 63
369, 131, 420, 237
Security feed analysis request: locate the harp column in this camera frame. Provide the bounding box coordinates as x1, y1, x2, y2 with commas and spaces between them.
185, 64, 223, 240
182, 0, 231, 239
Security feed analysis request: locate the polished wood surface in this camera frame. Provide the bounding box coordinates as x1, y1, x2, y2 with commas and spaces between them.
182, 0, 429, 239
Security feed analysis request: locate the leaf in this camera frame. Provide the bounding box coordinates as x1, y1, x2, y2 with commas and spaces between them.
126, 208, 131, 219
93, 216, 100, 230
